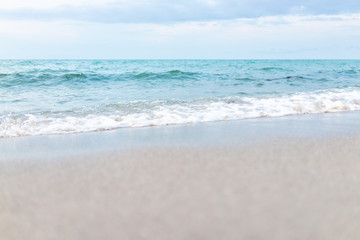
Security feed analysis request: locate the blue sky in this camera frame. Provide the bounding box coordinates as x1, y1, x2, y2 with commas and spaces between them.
0, 0, 359, 59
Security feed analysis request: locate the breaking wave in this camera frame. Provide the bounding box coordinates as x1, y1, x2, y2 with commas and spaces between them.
1, 88, 360, 137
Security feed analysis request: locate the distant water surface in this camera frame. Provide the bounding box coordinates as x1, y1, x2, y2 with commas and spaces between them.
1, 60, 360, 137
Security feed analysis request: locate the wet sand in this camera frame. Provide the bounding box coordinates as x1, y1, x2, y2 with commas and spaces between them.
1, 112, 360, 240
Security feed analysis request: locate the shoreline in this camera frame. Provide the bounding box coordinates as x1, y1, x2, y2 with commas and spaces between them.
2, 110, 360, 161
2, 111, 360, 239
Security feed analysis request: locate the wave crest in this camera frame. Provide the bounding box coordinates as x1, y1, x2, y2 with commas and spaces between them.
1, 88, 360, 137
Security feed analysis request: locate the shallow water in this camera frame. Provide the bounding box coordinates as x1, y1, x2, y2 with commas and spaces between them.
1, 59, 360, 137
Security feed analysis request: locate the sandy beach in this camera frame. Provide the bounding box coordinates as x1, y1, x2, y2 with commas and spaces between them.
1, 112, 360, 240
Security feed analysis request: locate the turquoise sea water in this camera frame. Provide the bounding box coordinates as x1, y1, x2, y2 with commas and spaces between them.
1, 60, 360, 137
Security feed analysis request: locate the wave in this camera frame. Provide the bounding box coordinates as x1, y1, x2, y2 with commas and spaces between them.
0, 73, 10, 78
1, 88, 360, 137
133, 70, 200, 80
0, 70, 202, 87
258, 67, 287, 71
0, 72, 90, 87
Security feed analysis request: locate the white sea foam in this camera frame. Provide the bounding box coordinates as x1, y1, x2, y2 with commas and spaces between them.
1, 88, 360, 137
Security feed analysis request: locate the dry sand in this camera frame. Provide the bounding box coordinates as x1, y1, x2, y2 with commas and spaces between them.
1, 113, 360, 240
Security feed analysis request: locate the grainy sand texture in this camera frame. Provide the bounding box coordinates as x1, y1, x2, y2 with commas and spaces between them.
1, 112, 360, 240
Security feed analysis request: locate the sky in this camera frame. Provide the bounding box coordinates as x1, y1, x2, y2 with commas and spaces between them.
0, 0, 359, 59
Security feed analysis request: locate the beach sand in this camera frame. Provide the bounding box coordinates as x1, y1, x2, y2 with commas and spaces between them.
1, 112, 360, 240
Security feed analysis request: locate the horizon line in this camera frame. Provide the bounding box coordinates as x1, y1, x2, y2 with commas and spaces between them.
1, 58, 360, 61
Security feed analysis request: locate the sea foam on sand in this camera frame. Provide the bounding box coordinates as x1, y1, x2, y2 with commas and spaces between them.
1, 88, 360, 138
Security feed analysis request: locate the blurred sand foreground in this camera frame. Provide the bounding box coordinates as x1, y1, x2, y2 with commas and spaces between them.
1, 114, 360, 240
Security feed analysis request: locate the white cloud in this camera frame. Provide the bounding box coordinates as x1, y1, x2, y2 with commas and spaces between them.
0, 13, 359, 59
0, 0, 115, 9
0, 0, 359, 23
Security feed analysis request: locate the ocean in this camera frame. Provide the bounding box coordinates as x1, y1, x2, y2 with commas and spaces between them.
1, 59, 360, 137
